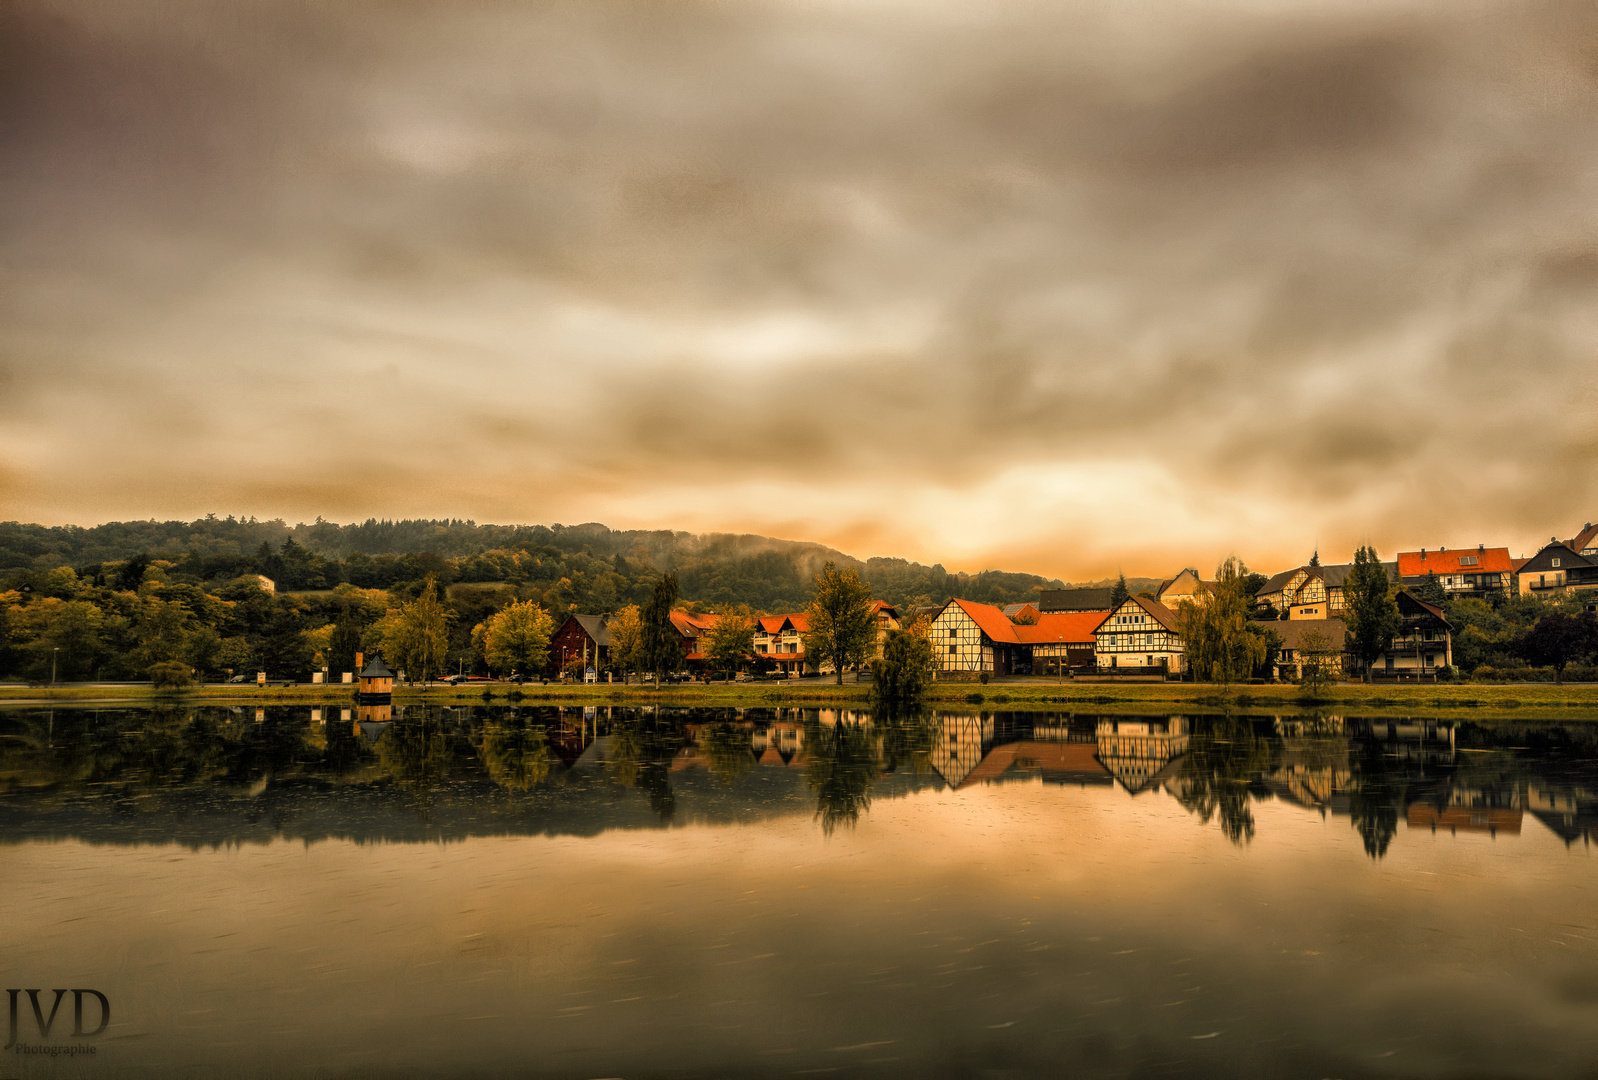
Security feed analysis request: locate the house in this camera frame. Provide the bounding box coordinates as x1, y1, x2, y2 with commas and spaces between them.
1515, 541, 1598, 597
670, 610, 721, 668
928, 598, 1029, 675
1255, 561, 1397, 620
1013, 612, 1107, 675
1155, 568, 1212, 608
1567, 522, 1598, 558
552, 613, 612, 674
1368, 591, 1453, 676
1397, 545, 1513, 598
743, 600, 899, 678
1038, 587, 1114, 613
1271, 617, 1349, 681
357, 655, 394, 704
1092, 595, 1185, 672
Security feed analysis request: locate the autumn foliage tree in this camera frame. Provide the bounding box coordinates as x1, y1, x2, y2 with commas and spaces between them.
472, 598, 554, 676
1178, 557, 1266, 685
803, 562, 877, 685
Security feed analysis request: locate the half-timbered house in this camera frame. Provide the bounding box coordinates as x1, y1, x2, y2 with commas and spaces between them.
1154, 569, 1211, 608
1092, 596, 1185, 672
1015, 612, 1107, 675
928, 598, 1029, 675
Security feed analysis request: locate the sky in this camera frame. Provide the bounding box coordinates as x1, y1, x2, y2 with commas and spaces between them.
3, 0, 1596, 580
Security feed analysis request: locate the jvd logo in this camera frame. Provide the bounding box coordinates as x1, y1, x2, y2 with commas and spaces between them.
5, 990, 110, 1048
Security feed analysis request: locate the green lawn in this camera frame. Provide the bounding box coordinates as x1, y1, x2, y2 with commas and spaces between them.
4, 678, 1598, 718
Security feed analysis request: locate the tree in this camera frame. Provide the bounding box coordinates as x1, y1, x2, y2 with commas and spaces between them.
327, 604, 363, 678
873, 627, 936, 704
803, 562, 877, 685
474, 599, 554, 676
1110, 573, 1130, 607
703, 604, 755, 679
1309, 549, 1321, 568
387, 574, 456, 684
1297, 627, 1339, 697
607, 603, 644, 681
1518, 611, 1598, 683
639, 574, 684, 680
1178, 557, 1266, 685
1344, 545, 1401, 682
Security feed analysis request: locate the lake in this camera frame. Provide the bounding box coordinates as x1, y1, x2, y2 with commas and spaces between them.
2, 704, 1595, 1078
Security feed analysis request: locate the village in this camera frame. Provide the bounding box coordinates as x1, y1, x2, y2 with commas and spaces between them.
546, 520, 1598, 685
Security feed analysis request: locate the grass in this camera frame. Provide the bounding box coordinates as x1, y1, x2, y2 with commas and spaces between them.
4, 678, 1598, 719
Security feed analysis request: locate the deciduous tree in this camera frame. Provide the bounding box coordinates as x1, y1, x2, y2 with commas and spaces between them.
387, 575, 456, 684
803, 562, 876, 685
639, 574, 684, 680
606, 603, 644, 681
1178, 557, 1266, 685
703, 604, 755, 679
1344, 545, 1401, 682
474, 598, 554, 676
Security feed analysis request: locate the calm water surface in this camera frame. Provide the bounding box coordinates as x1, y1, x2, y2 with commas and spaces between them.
1, 704, 1595, 1079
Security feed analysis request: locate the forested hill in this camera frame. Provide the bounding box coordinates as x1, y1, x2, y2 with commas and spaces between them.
0, 518, 1066, 612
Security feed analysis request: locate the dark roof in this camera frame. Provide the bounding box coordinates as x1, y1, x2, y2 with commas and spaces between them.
1258, 568, 1305, 594
1039, 587, 1114, 612
1517, 543, 1593, 575
1273, 618, 1348, 652
1397, 590, 1451, 627
1094, 595, 1181, 635
359, 656, 394, 679
570, 613, 613, 647
1261, 561, 1396, 594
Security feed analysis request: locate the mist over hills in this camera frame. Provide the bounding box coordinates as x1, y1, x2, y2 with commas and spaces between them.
0, 517, 1072, 611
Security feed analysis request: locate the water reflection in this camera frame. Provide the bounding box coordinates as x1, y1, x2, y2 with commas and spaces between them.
1, 705, 1595, 855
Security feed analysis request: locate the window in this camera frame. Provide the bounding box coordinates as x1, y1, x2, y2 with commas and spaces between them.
948, 645, 956, 654
1460, 555, 1477, 566
1552, 558, 1561, 568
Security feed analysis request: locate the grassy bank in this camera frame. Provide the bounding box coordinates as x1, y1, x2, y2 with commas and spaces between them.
4, 679, 1598, 718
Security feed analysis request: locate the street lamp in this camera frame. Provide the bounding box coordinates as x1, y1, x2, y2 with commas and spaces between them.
52, 647, 59, 686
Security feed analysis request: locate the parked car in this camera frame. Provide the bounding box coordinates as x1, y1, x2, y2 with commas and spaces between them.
226, 673, 251, 684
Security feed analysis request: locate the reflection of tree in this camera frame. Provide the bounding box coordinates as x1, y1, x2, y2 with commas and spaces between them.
377, 715, 449, 810
698, 722, 755, 785
604, 714, 684, 821
478, 717, 552, 792
803, 717, 880, 836
1172, 715, 1280, 844
875, 707, 936, 776
1346, 736, 1407, 859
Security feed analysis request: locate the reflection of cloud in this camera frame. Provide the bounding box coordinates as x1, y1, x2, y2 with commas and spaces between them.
3, 1, 1597, 576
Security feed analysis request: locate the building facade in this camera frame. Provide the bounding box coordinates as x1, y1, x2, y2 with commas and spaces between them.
1092, 596, 1185, 672
1397, 546, 1513, 598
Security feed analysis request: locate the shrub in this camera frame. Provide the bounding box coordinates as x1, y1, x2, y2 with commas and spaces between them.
149, 661, 193, 690
978, 672, 990, 685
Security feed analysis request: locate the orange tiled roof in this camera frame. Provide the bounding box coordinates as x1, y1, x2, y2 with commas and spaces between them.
670, 611, 720, 636
1012, 611, 1107, 644
946, 598, 1023, 644
1397, 547, 1513, 577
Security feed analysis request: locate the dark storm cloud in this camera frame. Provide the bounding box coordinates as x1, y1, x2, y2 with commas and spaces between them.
2, 0, 1596, 573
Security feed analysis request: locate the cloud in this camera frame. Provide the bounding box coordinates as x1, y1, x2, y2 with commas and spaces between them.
2, 0, 1596, 577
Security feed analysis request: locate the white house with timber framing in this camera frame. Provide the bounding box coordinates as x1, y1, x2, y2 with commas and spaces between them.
1092, 595, 1186, 672
928, 598, 1028, 675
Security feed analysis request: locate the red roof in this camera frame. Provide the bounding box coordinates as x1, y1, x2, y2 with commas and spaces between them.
756, 612, 810, 634
1012, 611, 1107, 644
669, 611, 720, 636
1570, 522, 1598, 553
946, 598, 1023, 643
1397, 547, 1513, 577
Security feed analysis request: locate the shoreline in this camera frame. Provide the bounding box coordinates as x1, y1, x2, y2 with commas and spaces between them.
4, 679, 1598, 718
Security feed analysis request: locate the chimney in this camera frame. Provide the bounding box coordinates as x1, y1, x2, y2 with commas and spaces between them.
1478, 543, 1484, 552
1420, 548, 1426, 560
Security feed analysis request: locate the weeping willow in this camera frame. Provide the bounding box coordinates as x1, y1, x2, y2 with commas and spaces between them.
1177, 557, 1266, 685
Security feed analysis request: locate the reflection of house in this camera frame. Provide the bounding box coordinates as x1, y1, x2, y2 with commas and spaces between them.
1092, 596, 1185, 672
930, 714, 992, 787
1514, 541, 1598, 597
1369, 592, 1453, 675
552, 613, 612, 673
1525, 783, 1597, 847
1407, 789, 1523, 836
751, 721, 807, 766
1094, 716, 1190, 793
1397, 546, 1513, 598
1038, 588, 1114, 613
